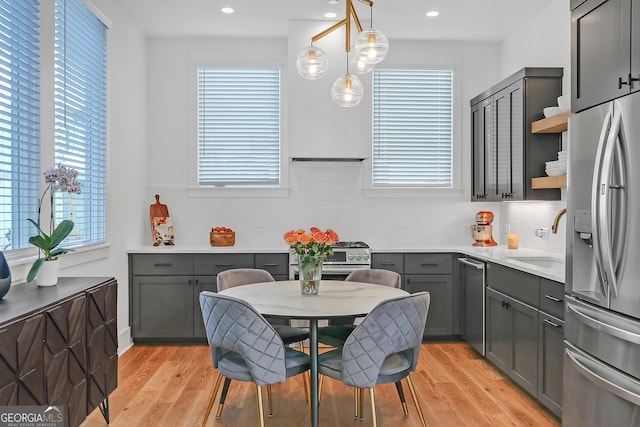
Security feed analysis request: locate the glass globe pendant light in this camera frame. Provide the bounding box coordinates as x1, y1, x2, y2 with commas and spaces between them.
296, 45, 329, 80
355, 28, 389, 65
331, 71, 363, 107
348, 49, 375, 74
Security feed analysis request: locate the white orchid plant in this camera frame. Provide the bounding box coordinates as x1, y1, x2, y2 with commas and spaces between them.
27, 164, 81, 282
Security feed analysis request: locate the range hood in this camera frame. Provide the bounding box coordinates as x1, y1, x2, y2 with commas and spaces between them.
290, 157, 365, 162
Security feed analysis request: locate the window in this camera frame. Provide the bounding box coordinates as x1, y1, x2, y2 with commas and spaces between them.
54, 0, 107, 247
0, 0, 41, 251
197, 68, 280, 187
372, 69, 453, 187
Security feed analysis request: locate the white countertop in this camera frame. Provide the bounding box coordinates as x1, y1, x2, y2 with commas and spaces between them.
128, 244, 565, 283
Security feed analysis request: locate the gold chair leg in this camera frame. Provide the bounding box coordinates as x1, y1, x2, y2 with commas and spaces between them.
353, 388, 359, 419
359, 387, 364, 421
257, 385, 265, 427
406, 375, 427, 427
318, 374, 324, 404
267, 385, 273, 417
202, 373, 223, 427
369, 388, 377, 427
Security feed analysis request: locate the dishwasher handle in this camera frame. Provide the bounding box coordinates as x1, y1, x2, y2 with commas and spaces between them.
458, 257, 485, 270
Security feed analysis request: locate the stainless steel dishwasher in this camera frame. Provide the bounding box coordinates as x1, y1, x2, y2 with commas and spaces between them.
458, 257, 486, 355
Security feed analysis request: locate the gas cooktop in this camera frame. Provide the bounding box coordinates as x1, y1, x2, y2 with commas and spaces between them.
332, 241, 369, 249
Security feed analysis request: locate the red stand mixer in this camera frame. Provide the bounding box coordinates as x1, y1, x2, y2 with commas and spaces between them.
471, 211, 497, 247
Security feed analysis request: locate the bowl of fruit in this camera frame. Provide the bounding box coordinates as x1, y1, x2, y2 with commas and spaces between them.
210, 226, 235, 246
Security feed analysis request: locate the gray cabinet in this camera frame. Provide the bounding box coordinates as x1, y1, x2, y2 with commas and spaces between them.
537, 279, 565, 417
373, 252, 458, 338
571, 0, 639, 112
485, 262, 564, 417
486, 288, 539, 397
129, 252, 287, 342
470, 68, 563, 201
538, 312, 564, 417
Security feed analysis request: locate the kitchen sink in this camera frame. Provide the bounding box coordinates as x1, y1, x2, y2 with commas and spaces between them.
505, 256, 565, 269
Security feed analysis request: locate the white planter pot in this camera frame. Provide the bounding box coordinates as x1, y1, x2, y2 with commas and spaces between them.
37, 259, 60, 287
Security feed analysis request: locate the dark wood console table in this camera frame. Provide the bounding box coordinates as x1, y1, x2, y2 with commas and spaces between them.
0, 277, 118, 427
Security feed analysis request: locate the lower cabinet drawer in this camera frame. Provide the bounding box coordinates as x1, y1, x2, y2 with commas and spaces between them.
131, 254, 193, 275
404, 253, 452, 275
194, 254, 254, 275
539, 278, 564, 320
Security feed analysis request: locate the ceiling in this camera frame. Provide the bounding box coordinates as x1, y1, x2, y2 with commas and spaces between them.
111, 0, 558, 42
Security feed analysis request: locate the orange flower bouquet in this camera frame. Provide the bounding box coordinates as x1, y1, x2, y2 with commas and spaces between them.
283, 227, 339, 294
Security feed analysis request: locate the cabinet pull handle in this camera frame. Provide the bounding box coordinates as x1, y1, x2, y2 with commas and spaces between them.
631, 74, 640, 89
380, 262, 396, 266
544, 294, 563, 303
502, 301, 511, 309
263, 263, 278, 267
188, 279, 192, 286
543, 319, 562, 328
215, 264, 233, 267
153, 263, 172, 267
420, 263, 437, 266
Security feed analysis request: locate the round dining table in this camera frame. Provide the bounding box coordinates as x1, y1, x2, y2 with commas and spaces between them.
218, 279, 408, 427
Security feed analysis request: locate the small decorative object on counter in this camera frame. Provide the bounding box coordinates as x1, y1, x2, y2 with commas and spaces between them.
150, 194, 175, 246
284, 227, 339, 295
27, 164, 81, 285
210, 226, 235, 246
0, 251, 11, 299
471, 211, 497, 247
507, 233, 519, 250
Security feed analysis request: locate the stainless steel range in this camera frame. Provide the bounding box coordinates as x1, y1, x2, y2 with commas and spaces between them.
288, 241, 371, 280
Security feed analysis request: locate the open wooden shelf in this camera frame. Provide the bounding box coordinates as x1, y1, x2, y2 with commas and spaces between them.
531, 111, 573, 133
532, 175, 567, 189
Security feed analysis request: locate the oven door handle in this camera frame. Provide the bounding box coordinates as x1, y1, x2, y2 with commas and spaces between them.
315, 266, 371, 275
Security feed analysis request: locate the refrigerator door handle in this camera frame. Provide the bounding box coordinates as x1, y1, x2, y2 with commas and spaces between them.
566, 344, 640, 406
567, 299, 640, 345
594, 110, 625, 297
591, 112, 613, 298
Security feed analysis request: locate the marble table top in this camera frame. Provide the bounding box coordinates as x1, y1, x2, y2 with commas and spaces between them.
218, 280, 408, 320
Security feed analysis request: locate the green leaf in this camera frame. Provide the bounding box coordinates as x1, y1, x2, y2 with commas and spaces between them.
49, 220, 74, 248
28, 235, 51, 252
49, 247, 73, 258
27, 218, 45, 236
27, 258, 44, 283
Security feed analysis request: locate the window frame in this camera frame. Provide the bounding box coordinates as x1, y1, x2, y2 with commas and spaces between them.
188, 62, 289, 198
364, 65, 462, 198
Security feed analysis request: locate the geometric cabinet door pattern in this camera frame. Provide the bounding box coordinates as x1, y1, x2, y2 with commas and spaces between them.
0, 315, 45, 406
44, 295, 87, 427
86, 280, 118, 415
0, 277, 118, 427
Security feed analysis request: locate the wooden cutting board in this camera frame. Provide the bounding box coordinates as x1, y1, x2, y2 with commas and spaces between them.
149, 194, 173, 245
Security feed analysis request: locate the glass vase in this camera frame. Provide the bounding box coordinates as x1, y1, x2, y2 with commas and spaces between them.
299, 258, 323, 295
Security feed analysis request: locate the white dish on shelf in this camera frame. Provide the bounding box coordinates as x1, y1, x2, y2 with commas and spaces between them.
546, 169, 565, 177
543, 106, 562, 118
557, 95, 570, 112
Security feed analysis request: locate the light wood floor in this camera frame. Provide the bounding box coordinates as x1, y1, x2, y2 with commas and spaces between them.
81, 342, 560, 427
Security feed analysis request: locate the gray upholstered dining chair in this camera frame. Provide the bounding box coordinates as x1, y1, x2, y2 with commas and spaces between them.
217, 269, 310, 346
215, 268, 311, 415
317, 268, 402, 347
317, 291, 430, 427
199, 291, 310, 427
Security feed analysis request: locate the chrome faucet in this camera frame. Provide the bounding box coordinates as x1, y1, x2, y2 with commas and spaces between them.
552, 208, 567, 234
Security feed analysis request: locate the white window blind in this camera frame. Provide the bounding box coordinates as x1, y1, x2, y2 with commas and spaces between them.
372, 69, 453, 187
54, 0, 107, 246
0, 0, 40, 251
197, 68, 280, 187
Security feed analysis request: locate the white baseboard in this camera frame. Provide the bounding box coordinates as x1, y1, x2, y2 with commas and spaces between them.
118, 327, 133, 355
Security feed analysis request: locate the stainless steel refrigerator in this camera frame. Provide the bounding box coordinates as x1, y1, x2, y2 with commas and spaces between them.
564, 90, 640, 426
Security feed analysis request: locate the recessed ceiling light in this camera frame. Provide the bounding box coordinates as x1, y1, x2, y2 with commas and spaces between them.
221, 7, 234, 14
426, 10, 439, 17
325, 12, 337, 18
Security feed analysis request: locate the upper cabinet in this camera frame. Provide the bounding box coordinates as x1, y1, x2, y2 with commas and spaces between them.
572, 0, 640, 112
470, 68, 563, 202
